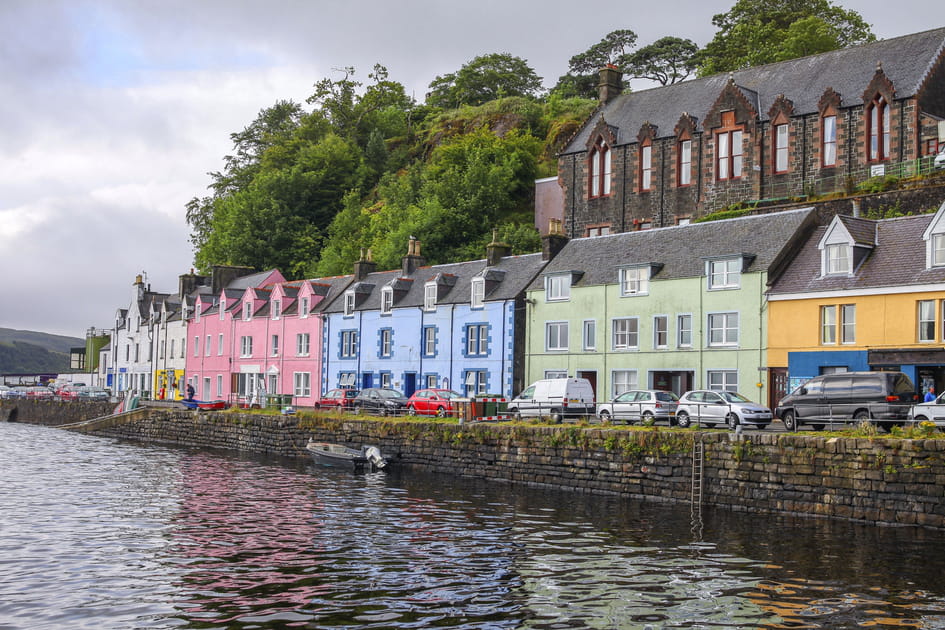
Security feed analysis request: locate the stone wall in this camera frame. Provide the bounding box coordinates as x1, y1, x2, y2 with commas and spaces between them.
0, 400, 115, 425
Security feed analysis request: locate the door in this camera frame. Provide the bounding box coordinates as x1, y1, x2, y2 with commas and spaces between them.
362, 373, 373, 389
404, 373, 417, 398
576, 370, 598, 401
769, 368, 788, 410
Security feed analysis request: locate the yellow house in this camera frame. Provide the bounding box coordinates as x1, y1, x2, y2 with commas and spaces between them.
767, 201, 945, 402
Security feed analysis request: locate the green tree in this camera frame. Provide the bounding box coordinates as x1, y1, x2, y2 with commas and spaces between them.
426, 53, 544, 109
621, 36, 699, 86
696, 0, 874, 75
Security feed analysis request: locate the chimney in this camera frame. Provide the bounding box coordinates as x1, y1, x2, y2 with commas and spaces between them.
402, 237, 426, 276
211, 264, 254, 294
485, 229, 511, 266
542, 218, 569, 261
354, 248, 377, 280
178, 269, 206, 299
598, 64, 623, 104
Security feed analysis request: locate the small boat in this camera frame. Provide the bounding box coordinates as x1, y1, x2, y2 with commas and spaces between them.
306, 440, 387, 472
197, 400, 227, 410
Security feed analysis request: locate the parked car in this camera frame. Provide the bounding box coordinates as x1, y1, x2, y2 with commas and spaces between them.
57, 385, 82, 401
909, 391, 945, 425
775, 371, 917, 431
352, 388, 408, 416
314, 388, 359, 410
934, 145, 945, 170
597, 389, 679, 424
406, 389, 463, 417
675, 390, 772, 429
25, 386, 55, 400
507, 377, 596, 422
76, 386, 110, 401
4, 386, 28, 399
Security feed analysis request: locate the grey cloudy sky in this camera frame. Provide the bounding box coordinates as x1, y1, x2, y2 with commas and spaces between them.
0, 0, 937, 338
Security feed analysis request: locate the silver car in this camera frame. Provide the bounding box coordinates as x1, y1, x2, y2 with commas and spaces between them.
675, 390, 772, 429
909, 391, 945, 425
597, 389, 679, 424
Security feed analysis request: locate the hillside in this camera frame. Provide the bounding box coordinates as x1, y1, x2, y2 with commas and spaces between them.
0, 328, 82, 374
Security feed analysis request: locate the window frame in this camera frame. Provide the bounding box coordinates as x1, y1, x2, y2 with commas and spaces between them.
867, 95, 890, 162
825, 243, 851, 275
545, 321, 569, 352
707, 258, 741, 290
424, 283, 437, 311
653, 315, 668, 349
240, 335, 253, 358
422, 326, 436, 357
619, 266, 649, 297
707, 370, 738, 392
470, 277, 485, 308
343, 291, 355, 317
294, 372, 311, 398
840, 304, 856, 344
296, 332, 310, 356
822, 114, 837, 167
380, 287, 394, 315
707, 312, 739, 347
545, 274, 570, 302
715, 113, 743, 181
677, 314, 693, 348
271, 334, 279, 357
678, 139, 692, 186
774, 123, 789, 173
612, 317, 639, 351
821, 305, 837, 345
588, 136, 612, 198
919, 300, 936, 343
611, 369, 638, 398
640, 142, 653, 191
582, 319, 596, 351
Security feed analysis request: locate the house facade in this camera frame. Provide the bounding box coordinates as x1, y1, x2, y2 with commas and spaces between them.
524, 209, 817, 406
557, 27, 945, 237
768, 201, 945, 399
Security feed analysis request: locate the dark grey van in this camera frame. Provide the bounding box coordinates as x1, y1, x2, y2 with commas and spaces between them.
775, 371, 917, 431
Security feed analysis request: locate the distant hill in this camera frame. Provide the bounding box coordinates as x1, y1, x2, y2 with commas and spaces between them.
0, 328, 84, 374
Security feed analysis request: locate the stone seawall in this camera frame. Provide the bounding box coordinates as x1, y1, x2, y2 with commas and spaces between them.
5, 401, 945, 529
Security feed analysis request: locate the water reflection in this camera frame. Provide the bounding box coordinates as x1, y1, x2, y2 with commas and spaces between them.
2, 421, 945, 629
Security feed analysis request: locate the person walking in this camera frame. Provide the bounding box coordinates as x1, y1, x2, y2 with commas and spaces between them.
925, 386, 936, 403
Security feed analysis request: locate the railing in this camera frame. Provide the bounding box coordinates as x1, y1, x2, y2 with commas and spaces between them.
778, 401, 914, 431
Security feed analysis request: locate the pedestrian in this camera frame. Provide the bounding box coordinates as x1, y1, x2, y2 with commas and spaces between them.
186, 383, 195, 401
925, 386, 936, 403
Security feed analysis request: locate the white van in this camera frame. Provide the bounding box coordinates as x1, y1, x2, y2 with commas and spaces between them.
507, 378, 596, 422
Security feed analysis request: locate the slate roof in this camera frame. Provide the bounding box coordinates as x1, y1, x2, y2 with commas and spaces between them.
563, 27, 945, 154
227, 269, 280, 290
527, 208, 816, 290
768, 213, 945, 294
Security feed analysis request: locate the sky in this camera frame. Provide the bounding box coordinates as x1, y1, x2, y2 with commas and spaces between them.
0, 0, 938, 339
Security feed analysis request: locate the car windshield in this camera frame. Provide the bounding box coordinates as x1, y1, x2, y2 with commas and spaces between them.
437, 390, 462, 399
655, 392, 679, 402
377, 389, 402, 398
719, 391, 751, 403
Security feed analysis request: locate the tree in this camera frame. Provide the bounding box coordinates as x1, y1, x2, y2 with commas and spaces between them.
426, 53, 544, 109
553, 29, 638, 99
696, 0, 875, 76
620, 37, 699, 86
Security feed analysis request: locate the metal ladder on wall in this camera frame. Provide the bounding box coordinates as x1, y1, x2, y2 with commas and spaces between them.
690, 435, 704, 539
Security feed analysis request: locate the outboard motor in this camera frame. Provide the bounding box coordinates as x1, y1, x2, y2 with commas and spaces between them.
363, 446, 387, 470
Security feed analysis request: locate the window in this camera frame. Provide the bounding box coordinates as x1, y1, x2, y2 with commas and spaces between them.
586, 224, 611, 237
613, 318, 639, 350
170, 339, 175, 358
583, 320, 596, 351
716, 113, 743, 180
240, 336, 253, 357
341, 331, 358, 358
380, 329, 392, 357
708, 313, 739, 346
381, 287, 393, 315
425, 374, 438, 388
205, 335, 211, 357
219, 302, 225, 320
774, 123, 788, 173
612, 370, 637, 397
545, 370, 567, 378
841, 304, 856, 344
589, 136, 612, 198
160, 340, 165, 359
464, 370, 488, 396
271, 334, 279, 357
216, 375, 223, 398
471, 278, 485, 308
294, 372, 311, 397
867, 95, 890, 161
180, 338, 185, 358
654, 316, 668, 349
272, 299, 281, 319
193, 336, 199, 358
919, 300, 936, 342
423, 326, 436, 357
339, 372, 356, 388
678, 139, 692, 186
296, 333, 310, 356
343, 291, 355, 316
203, 377, 211, 399
424, 283, 437, 311
932, 234, 945, 267
822, 115, 837, 167
677, 314, 692, 348
546, 274, 570, 301
466, 324, 488, 356
300, 297, 309, 318
218, 333, 224, 356
546, 321, 569, 351
821, 305, 837, 344
707, 370, 738, 392
619, 267, 649, 296
243, 302, 252, 321
708, 258, 740, 289
380, 372, 391, 389
825, 243, 851, 275
640, 143, 653, 191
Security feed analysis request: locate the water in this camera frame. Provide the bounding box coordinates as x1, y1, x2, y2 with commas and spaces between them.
2, 423, 945, 630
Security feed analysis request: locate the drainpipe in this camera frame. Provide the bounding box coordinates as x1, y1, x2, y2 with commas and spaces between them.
658, 143, 666, 226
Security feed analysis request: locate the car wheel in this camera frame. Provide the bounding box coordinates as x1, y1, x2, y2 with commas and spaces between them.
914, 414, 930, 423
676, 411, 691, 428
407, 405, 417, 416
436, 406, 447, 418
854, 410, 871, 422
598, 409, 611, 422
726, 413, 739, 430
550, 409, 563, 423
811, 424, 825, 431
781, 410, 797, 432
641, 410, 655, 425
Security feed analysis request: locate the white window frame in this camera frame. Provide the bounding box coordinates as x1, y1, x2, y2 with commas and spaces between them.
825, 243, 851, 275
678, 139, 692, 186
612, 317, 639, 350
611, 370, 638, 398
296, 333, 310, 356
619, 267, 649, 296
841, 304, 856, 344
300, 296, 310, 318
707, 312, 739, 347
707, 258, 740, 290
243, 302, 252, 321
466, 324, 488, 356
381, 287, 393, 315
471, 277, 485, 308
822, 115, 837, 167
343, 291, 355, 316
583, 319, 596, 351
545, 274, 570, 302
294, 372, 311, 397
677, 314, 692, 348
240, 335, 253, 357
205, 335, 211, 357
341, 331, 357, 358
641, 144, 652, 191
216, 374, 223, 398
821, 305, 837, 345
774, 123, 789, 173
463, 370, 487, 396
423, 326, 436, 356
380, 329, 392, 357
272, 299, 281, 320
424, 283, 437, 311
707, 370, 738, 392
217, 333, 224, 356
919, 300, 936, 342
932, 234, 945, 267
653, 315, 668, 349
271, 334, 279, 357
545, 321, 569, 352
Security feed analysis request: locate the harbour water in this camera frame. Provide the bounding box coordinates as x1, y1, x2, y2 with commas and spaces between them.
2, 421, 945, 629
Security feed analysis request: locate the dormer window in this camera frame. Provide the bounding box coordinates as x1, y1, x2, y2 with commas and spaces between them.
822, 114, 837, 167
471, 278, 485, 308
243, 302, 252, 321
545, 274, 571, 302
300, 297, 310, 318
825, 243, 851, 275
219, 302, 225, 320
619, 267, 649, 296
381, 287, 393, 315
195, 307, 201, 323
678, 139, 692, 186
344, 291, 355, 317
640, 142, 653, 191
588, 136, 612, 198
867, 95, 890, 162
716, 111, 743, 181
707, 258, 741, 290
424, 283, 437, 311
272, 300, 281, 319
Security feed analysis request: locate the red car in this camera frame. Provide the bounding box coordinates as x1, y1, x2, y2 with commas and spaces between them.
406, 389, 463, 417
25, 386, 55, 400
314, 388, 359, 410
57, 386, 81, 401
